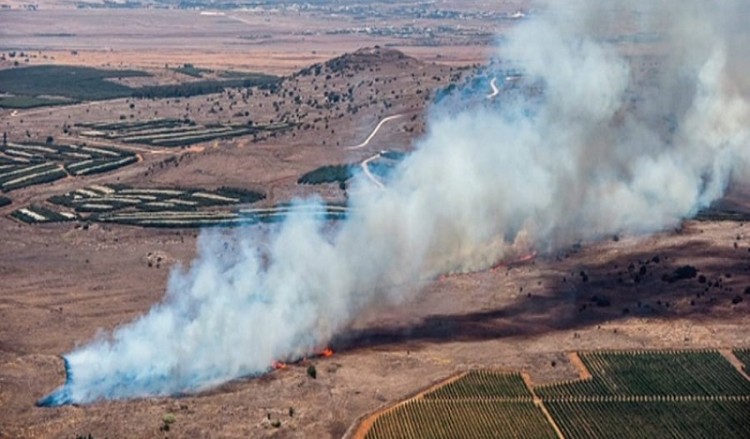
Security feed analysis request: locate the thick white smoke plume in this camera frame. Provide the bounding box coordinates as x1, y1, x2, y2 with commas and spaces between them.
41, 0, 749, 405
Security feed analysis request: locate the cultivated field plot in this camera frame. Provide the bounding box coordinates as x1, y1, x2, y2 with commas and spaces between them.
535, 350, 750, 398
365, 371, 557, 439
0, 65, 148, 106
366, 400, 557, 439
0, 142, 136, 192
9, 184, 350, 227
546, 400, 750, 439
0, 65, 281, 108
362, 351, 750, 439
423, 370, 532, 401
77, 118, 290, 147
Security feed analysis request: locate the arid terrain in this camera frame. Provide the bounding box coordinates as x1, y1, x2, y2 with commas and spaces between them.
1, 1, 749, 438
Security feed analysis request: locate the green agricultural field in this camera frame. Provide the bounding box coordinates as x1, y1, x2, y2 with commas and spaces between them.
546, 400, 750, 439
366, 371, 556, 439
0, 65, 148, 101
0, 95, 75, 109
424, 371, 532, 400
131, 75, 280, 99
535, 350, 750, 398
363, 350, 750, 439
0, 65, 281, 108
366, 400, 557, 439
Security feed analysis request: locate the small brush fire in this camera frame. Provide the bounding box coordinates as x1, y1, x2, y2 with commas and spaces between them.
491, 251, 537, 270
438, 251, 537, 282
271, 347, 335, 371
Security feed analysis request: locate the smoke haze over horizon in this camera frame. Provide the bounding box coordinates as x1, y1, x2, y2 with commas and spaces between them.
40, 0, 750, 405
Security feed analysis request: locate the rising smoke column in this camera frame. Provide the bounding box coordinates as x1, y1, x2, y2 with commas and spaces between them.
40, 0, 749, 405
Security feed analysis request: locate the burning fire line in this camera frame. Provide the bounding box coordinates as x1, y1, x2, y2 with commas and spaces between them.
271, 347, 335, 371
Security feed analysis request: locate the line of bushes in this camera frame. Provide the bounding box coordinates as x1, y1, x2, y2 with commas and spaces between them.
298, 164, 359, 185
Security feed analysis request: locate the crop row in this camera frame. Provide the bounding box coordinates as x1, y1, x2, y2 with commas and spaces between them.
0, 163, 67, 192
93, 203, 349, 228
79, 118, 289, 147
144, 127, 257, 147
5, 142, 130, 162
10, 205, 76, 224
0, 142, 136, 192
365, 400, 556, 439
546, 400, 750, 439
65, 156, 138, 176
48, 185, 264, 214
535, 350, 750, 398
77, 118, 185, 132
423, 371, 532, 400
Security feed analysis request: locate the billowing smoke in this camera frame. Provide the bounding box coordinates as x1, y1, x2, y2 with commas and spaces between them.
40, 0, 749, 405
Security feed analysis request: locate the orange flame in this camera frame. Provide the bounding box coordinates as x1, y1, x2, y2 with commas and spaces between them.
321, 347, 334, 358
272, 361, 287, 370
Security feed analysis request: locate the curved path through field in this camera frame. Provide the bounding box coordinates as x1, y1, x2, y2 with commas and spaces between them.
361, 153, 385, 189
345, 114, 404, 150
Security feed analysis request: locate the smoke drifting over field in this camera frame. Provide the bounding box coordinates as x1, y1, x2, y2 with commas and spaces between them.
41, 0, 749, 405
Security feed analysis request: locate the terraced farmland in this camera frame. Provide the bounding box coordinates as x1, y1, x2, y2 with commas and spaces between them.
9, 184, 350, 228
78, 118, 291, 147
0, 142, 136, 193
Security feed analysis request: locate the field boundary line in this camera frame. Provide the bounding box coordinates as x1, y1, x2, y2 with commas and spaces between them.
344, 371, 468, 439
719, 349, 750, 381
523, 371, 565, 439
568, 352, 592, 380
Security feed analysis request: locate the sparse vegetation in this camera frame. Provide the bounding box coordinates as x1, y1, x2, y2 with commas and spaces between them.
160, 413, 176, 432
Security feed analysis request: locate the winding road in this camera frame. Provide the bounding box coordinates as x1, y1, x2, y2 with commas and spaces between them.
361, 153, 385, 189
486, 77, 499, 99
345, 114, 404, 150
